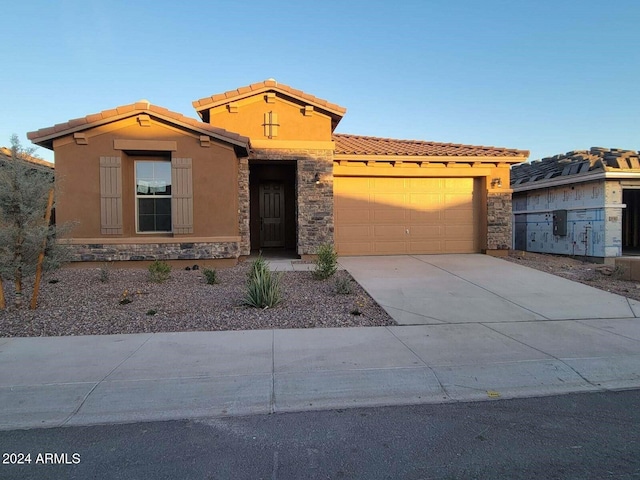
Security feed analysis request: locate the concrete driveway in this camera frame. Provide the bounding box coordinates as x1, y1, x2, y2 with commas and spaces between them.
339, 254, 640, 324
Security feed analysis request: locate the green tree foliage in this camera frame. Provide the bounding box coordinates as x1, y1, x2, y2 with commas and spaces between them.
0, 135, 70, 308
312, 243, 338, 280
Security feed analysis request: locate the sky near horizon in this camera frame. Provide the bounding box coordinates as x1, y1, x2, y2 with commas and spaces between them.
1, 0, 638, 163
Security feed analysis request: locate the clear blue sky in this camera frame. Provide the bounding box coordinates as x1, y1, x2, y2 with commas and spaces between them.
2, 0, 638, 163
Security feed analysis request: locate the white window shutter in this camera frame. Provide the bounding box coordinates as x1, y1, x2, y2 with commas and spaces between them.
99, 156, 123, 235
171, 157, 193, 234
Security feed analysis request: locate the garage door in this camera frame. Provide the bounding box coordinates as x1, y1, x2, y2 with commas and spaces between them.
334, 177, 479, 255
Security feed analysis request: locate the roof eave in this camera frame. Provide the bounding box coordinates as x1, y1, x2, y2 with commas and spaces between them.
334, 153, 529, 163
28, 110, 250, 153
513, 170, 640, 193
192, 85, 347, 119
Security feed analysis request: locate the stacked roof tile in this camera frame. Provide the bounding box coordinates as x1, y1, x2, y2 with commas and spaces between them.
27, 102, 250, 149
192, 79, 347, 116
511, 147, 640, 185
333, 133, 528, 158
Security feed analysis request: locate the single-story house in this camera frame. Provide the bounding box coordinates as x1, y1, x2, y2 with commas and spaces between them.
511, 147, 640, 263
27, 79, 529, 264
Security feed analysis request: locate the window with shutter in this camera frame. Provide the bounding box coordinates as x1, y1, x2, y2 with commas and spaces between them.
171, 157, 193, 234
135, 160, 172, 233
99, 156, 123, 235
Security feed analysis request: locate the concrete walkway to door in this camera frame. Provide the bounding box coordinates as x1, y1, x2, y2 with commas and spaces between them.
339, 254, 640, 324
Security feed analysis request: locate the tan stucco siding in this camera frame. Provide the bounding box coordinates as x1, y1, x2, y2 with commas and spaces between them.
53, 118, 239, 239
207, 94, 333, 142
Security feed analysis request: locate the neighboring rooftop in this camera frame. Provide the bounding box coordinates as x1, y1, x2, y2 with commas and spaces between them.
27, 102, 250, 154
511, 147, 640, 186
0, 146, 54, 171
333, 133, 529, 159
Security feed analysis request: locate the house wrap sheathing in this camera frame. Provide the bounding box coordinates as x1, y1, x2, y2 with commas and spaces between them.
511, 147, 640, 262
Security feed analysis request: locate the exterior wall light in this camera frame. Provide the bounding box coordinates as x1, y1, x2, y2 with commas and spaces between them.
314, 173, 321, 185
491, 178, 502, 188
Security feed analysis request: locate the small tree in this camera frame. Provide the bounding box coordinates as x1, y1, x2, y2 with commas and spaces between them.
0, 135, 69, 309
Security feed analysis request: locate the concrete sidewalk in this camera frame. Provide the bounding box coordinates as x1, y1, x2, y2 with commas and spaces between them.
1, 321, 639, 430
1, 255, 639, 430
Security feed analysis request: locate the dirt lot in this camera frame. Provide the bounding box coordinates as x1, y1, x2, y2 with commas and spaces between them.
504, 250, 640, 301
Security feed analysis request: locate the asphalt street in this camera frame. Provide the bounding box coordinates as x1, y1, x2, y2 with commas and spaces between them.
1, 390, 639, 480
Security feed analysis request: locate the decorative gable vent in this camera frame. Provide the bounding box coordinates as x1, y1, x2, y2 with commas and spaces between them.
263, 111, 279, 138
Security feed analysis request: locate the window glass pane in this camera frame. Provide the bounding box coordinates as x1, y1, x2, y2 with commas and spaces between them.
155, 162, 172, 184
156, 214, 172, 232
138, 198, 155, 215
138, 214, 156, 232
136, 162, 154, 180
136, 161, 172, 196
136, 161, 172, 232
156, 198, 172, 215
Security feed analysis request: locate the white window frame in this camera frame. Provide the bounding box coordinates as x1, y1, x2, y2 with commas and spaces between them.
134, 160, 173, 234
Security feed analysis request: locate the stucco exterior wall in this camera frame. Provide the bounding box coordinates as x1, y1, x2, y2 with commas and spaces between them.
206, 95, 333, 142
52, 117, 243, 261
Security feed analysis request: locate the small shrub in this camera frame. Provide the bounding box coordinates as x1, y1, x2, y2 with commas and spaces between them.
313, 243, 338, 280
248, 255, 269, 280
203, 267, 218, 285
335, 275, 353, 295
350, 298, 366, 316
148, 260, 171, 283
146, 309, 157, 316
99, 262, 111, 283
243, 256, 282, 308
119, 290, 132, 305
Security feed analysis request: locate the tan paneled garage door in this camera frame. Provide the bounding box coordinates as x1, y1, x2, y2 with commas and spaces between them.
334, 177, 480, 255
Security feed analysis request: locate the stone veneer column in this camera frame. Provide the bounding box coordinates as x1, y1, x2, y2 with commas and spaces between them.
487, 192, 512, 250
249, 148, 335, 256
296, 149, 335, 255
237, 158, 250, 256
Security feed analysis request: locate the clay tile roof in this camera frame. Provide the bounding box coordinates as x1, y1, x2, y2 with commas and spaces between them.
27, 102, 250, 153
333, 133, 529, 158
0, 146, 54, 170
510, 147, 640, 186
192, 79, 347, 117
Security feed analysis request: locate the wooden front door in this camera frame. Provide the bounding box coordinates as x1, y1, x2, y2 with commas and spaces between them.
260, 182, 285, 247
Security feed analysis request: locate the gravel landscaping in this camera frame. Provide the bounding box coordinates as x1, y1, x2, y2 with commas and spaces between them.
0, 262, 395, 337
